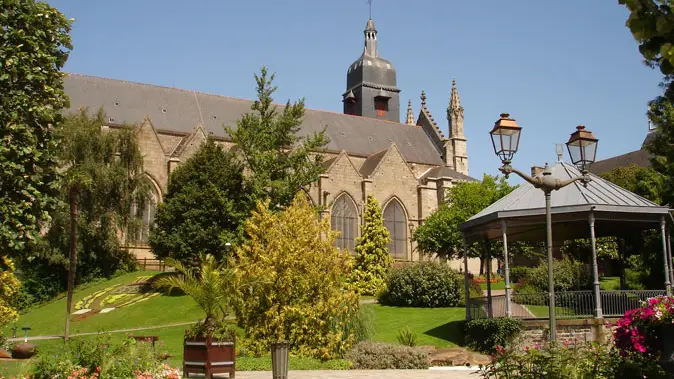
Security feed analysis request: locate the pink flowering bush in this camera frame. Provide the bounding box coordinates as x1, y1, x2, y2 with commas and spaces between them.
614, 295, 674, 357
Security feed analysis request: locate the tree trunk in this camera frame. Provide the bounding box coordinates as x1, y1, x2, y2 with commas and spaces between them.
64, 187, 78, 341
618, 238, 626, 290
479, 255, 485, 276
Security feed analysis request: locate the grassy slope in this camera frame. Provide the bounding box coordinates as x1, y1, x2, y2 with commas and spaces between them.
368, 304, 465, 347
2, 275, 468, 376
3, 271, 205, 337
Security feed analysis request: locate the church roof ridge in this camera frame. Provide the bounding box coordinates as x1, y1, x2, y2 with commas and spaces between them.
64, 73, 444, 166
66, 72, 413, 128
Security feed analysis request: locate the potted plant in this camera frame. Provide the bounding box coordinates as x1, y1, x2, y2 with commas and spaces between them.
155, 254, 237, 379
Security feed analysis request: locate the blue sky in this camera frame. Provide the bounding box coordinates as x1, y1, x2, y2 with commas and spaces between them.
50, 0, 662, 179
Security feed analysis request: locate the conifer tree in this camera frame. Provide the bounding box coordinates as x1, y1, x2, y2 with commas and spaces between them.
225, 67, 329, 211
350, 195, 393, 296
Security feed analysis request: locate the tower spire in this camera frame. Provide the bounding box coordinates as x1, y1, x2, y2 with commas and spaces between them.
447, 79, 463, 120
364, 17, 378, 57
406, 100, 415, 125
368, 0, 372, 19
445, 79, 468, 175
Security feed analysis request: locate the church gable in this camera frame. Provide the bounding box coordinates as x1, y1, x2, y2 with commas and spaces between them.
365, 144, 417, 181
135, 117, 169, 192
324, 150, 361, 177
323, 151, 363, 208
173, 123, 208, 161
416, 91, 446, 158
136, 116, 167, 156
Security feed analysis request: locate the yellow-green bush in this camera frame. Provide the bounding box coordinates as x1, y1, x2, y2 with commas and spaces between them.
0, 256, 20, 330
349, 195, 393, 296
231, 194, 360, 360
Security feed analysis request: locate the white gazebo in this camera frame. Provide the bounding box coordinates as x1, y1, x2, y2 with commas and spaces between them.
459, 160, 672, 320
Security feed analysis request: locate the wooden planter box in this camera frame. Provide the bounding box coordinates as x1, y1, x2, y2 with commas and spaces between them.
183, 333, 235, 378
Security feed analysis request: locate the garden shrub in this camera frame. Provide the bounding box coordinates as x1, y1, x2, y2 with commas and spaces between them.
479, 341, 622, 379
378, 261, 463, 307
345, 341, 430, 369
0, 256, 20, 335
30, 335, 179, 379
336, 303, 375, 345
232, 195, 360, 360
396, 327, 418, 347
464, 318, 523, 354
509, 266, 532, 284
349, 195, 393, 296
514, 258, 591, 294
614, 296, 674, 358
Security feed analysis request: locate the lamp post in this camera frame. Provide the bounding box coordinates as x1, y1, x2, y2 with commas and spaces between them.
489, 113, 598, 342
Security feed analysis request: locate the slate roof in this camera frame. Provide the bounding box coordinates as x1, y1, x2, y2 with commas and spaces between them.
590, 131, 656, 174
467, 161, 663, 222
63, 73, 444, 166
460, 161, 669, 242
590, 149, 651, 174
359, 148, 389, 177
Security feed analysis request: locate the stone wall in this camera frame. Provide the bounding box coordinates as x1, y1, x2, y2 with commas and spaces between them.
515, 318, 615, 348
121, 120, 480, 270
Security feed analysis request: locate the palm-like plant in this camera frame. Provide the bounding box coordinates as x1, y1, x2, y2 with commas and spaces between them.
154, 254, 235, 336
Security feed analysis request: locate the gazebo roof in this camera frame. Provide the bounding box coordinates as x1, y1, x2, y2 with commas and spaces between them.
460, 161, 669, 242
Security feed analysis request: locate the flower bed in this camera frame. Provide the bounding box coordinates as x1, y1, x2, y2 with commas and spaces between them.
614, 295, 674, 358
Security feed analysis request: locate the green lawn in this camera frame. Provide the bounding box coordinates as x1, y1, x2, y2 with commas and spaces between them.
525, 304, 577, 318
367, 304, 465, 347
3, 271, 205, 337
600, 276, 621, 290
1, 273, 467, 377
479, 281, 506, 291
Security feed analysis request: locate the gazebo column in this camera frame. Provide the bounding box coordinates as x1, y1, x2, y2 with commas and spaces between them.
501, 220, 512, 318
667, 232, 674, 283
463, 239, 471, 321
484, 239, 493, 318
588, 212, 603, 319
661, 217, 672, 296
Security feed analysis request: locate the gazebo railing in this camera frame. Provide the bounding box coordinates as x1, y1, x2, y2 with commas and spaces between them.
467, 290, 667, 320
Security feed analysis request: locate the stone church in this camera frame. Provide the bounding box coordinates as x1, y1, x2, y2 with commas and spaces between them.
63, 17, 475, 265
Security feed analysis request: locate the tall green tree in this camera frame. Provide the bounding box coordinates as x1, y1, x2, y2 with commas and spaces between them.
150, 139, 246, 263
620, 0, 674, 204
600, 164, 665, 205
0, 1, 72, 259
619, 0, 674, 289
225, 67, 329, 211
50, 108, 149, 340
350, 195, 393, 296
413, 174, 520, 273
620, 0, 674, 75
600, 164, 667, 289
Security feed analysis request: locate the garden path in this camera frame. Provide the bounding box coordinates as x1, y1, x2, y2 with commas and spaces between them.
229, 368, 480, 378
485, 290, 534, 318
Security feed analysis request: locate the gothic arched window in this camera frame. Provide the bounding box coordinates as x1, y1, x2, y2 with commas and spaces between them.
383, 199, 407, 259
130, 183, 159, 245
331, 194, 358, 252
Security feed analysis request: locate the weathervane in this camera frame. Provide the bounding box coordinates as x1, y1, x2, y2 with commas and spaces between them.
368, 0, 372, 19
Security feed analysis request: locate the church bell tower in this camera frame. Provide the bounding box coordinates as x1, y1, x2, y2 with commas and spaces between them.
343, 18, 401, 123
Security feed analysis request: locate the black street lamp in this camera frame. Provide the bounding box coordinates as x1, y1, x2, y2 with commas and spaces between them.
489, 113, 599, 342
